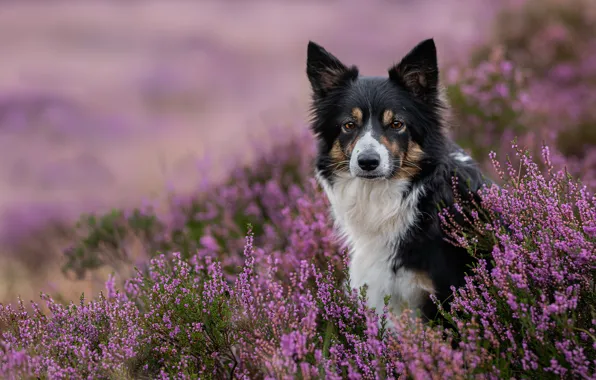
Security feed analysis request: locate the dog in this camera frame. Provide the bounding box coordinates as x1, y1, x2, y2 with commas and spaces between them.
306, 38, 492, 323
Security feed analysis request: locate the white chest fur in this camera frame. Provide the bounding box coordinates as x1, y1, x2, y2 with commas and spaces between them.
316, 172, 433, 317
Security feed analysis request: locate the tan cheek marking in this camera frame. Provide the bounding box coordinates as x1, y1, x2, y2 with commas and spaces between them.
351, 107, 363, 125
382, 109, 394, 125
413, 271, 435, 294
380, 135, 401, 157
394, 141, 424, 180
407, 141, 425, 164
330, 140, 347, 166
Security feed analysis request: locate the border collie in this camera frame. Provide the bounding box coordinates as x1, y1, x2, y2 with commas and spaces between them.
306, 38, 491, 322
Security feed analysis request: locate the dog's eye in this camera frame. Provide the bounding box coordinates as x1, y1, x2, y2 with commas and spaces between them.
391, 120, 405, 130
343, 122, 356, 131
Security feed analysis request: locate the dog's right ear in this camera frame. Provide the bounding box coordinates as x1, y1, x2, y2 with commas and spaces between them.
307, 41, 358, 98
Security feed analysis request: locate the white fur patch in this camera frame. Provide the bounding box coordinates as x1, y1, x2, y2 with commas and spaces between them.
316, 171, 430, 318
450, 151, 472, 162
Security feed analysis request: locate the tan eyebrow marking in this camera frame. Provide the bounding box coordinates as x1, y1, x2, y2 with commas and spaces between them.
382, 109, 394, 125
351, 107, 363, 125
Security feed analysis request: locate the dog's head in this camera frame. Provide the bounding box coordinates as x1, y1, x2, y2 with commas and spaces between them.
307, 38, 447, 181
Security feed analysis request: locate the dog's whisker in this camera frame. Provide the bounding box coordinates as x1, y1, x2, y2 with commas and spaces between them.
401, 166, 415, 176
402, 160, 422, 170
330, 160, 350, 167
327, 161, 350, 170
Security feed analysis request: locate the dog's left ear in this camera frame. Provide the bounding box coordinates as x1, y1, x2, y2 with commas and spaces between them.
388, 38, 439, 102
307, 41, 358, 98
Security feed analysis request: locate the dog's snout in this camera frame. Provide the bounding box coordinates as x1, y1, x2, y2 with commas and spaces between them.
357, 152, 380, 171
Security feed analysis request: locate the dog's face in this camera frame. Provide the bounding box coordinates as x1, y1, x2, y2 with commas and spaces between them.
307, 38, 445, 181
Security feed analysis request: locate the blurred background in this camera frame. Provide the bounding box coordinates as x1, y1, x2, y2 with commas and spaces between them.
1, 0, 594, 304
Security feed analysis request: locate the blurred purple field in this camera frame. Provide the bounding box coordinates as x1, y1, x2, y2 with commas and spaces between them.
0, 0, 498, 301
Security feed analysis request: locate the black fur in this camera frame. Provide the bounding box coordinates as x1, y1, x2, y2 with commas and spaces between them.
397, 148, 491, 321
306, 38, 493, 322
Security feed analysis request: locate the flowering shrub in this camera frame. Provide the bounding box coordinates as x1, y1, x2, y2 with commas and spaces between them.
0, 293, 143, 379
446, 42, 596, 187
446, 47, 534, 169
441, 145, 596, 378
479, 0, 596, 77
2, 142, 595, 378
462, 0, 596, 186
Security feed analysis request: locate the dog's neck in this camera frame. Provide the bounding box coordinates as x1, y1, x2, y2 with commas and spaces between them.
316, 172, 424, 247
316, 171, 430, 317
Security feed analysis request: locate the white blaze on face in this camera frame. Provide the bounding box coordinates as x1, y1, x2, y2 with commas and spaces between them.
349, 130, 391, 177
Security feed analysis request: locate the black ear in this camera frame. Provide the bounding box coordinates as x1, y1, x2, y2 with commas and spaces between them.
388, 38, 439, 102
307, 41, 358, 97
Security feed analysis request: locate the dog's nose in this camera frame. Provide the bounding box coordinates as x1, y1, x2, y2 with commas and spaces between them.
358, 152, 380, 171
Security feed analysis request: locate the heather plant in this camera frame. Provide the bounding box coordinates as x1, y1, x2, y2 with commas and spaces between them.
123, 252, 237, 378
447, 44, 596, 188
477, 0, 596, 77
3, 1, 596, 377
2, 143, 594, 379
440, 144, 596, 377
446, 48, 533, 164
0, 292, 144, 379
465, 0, 596, 186
0, 228, 487, 378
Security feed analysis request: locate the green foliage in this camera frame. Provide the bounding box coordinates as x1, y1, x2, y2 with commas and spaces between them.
60, 138, 313, 280
62, 209, 164, 279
